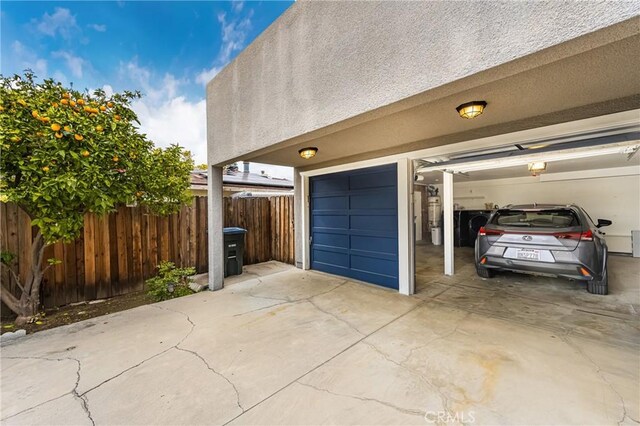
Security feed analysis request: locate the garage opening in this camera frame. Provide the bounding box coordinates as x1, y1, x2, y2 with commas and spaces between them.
309, 164, 399, 289
412, 132, 640, 296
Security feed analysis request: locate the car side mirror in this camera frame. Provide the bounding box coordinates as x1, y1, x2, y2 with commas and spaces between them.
596, 219, 612, 228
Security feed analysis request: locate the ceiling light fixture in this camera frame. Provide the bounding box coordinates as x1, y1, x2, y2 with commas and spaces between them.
456, 101, 487, 119
528, 161, 547, 176
298, 147, 318, 160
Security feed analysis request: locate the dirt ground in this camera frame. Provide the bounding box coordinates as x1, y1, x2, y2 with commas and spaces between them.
1, 291, 153, 335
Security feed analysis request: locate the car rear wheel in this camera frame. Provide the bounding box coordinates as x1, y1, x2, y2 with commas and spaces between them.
476, 263, 495, 279
587, 266, 608, 295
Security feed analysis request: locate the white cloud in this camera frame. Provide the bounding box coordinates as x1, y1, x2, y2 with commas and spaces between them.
217, 11, 252, 64
102, 84, 114, 97
195, 9, 253, 86
195, 66, 222, 85
52, 50, 85, 78
52, 70, 68, 85
118, 58, 187, 103
88, 23, 106, 32
232, 1, 244, 13
12, 41, 47, 77
132, 96, 208, 165
248, 163, 293, 180
114, 59, 204, 162
33, 8, 79, 39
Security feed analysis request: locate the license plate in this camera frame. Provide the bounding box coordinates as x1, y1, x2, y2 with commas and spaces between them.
516, 249, 540, 260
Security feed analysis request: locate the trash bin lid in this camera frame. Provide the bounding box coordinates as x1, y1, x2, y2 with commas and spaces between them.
223, 227, 247, 234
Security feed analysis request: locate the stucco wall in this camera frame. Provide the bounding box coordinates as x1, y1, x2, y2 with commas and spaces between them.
207, 1, 640, 165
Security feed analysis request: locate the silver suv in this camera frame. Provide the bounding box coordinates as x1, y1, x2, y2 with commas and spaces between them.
475, 204, 611, 295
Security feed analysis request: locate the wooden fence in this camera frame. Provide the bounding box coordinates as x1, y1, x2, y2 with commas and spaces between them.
1, 196, 294, 308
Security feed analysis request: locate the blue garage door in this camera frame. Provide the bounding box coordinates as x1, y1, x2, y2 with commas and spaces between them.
310, 164, 398, 289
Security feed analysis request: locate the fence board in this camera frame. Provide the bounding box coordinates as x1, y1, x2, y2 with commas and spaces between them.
1, 195, 293, 309
83, 214, 96, 300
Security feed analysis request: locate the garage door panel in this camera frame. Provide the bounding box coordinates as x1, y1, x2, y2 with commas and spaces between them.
350, 235, 397, 255
349, 169, 396, 190
312, 195, 349, 210
313, 249, 349, 268
314, 232, 349, 248
351, 254, 397, 276
313, 214, 349, 229
350, 189, 397, 209
311, 175, 349, 193
350, 214, 397, 232
310, 164, 398, 290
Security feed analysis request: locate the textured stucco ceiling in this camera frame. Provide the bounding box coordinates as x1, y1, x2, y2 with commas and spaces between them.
245, 32, 640, 170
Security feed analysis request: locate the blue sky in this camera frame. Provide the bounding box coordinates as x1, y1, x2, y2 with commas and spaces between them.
1, 1, 294, 177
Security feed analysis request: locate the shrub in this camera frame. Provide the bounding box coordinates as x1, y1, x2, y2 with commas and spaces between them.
146, 261, 196, 301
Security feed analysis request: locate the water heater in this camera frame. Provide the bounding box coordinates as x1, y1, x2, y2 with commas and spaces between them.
427, 196, 442, 227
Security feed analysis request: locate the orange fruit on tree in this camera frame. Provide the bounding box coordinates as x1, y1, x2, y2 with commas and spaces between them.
32, 110, 39, 118
55, 132, 63, 139
63, 92, 71, 99
107, 102, 114, 108
42, 166, 50, 172
114, 115, 121, 121
81, 150, 90, 157
77, 99, 85, 105
69, 100, 76, 107
64, 125, 71, 132
84, 106, 92, 112
52, 102, 58, 107
100, 105, 107, 111
74, 134, 84, 141
39, 116, 50, 122
60, 99, 69, 105
51, 123, 61, 131
17, 99, 26, 107
112, 156, 119, 162
95, 125, 103, 132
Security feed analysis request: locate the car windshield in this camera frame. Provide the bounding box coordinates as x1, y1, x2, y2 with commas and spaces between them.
490, 209, 580, 228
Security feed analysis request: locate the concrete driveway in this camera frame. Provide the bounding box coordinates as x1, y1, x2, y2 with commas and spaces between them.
1, 257, 638, 425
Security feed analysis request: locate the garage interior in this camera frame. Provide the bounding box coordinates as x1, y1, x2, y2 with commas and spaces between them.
412, 126, 640, 318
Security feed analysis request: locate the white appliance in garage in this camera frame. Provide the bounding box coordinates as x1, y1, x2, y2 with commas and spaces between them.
428, 195, 442, 245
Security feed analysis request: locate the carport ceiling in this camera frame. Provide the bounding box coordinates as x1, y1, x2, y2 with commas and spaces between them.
246, 33, 640, 169
418, 151, 640, 183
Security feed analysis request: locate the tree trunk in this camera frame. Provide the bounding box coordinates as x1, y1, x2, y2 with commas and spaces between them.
1, 230, 46, 324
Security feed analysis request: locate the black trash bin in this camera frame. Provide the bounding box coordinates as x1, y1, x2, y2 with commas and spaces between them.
223, 227, 247, 277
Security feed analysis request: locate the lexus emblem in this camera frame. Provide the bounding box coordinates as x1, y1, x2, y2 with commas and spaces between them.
522, 235, 533, 241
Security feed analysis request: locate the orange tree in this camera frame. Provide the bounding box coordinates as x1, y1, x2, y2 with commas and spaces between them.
0, 72, 193, 324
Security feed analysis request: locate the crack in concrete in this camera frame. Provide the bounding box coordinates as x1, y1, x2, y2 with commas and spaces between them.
399, 312, 471, 365
359, 312, 473, 423
174, 346, 245, 413
222, 301, 426, 426
77, 304, 196, 399
232, 300, 291, 317
296, 381, 425, 418
69, 357, 96, 426
561, 334, 638, 426
238, 279, 349, 317
0, 355, 94, 425
306, 298, 365, 336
